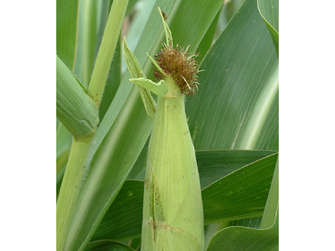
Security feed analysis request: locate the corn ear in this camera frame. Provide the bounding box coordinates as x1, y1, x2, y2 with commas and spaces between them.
123, 8, 205, 249
56, 56, 98, 138
141, 77, 205, 251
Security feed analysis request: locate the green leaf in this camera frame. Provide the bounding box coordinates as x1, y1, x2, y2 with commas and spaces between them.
260, 160, 278, 229
122, 38, 146, 79
57, 0, 79, 70
216, 0, 245, 34
207, 167, 279, 251
206, 218, 278, 250
202, 153, 278, 224
186, 0, 278, 151
95, 0, 113, 58
126, 139, 149, 180
91, 180, 144, 241
121, 0, 155, 68
196, 6, 222, 63
158, 6, 173, 46
130, 78, 168, 98
56, 56, 98, 139
205, 153, 279, 250
146, 52, 166, 76
91, 152, 277, 241
123, 39, 156, 120
85, 240, 135, 251
75, 0, 98, 87
227, 217, 263, 229
56, 119, 72, 160
99, 38, 121, 121
87, 0, 128, 107
197, 150, 276, 189
207, 162, 279, 251
169, 0, 226, 53
125, 0, 139, 16
257, 0, 279, 56
128, 149, 276, 184
56, 121, 71, 197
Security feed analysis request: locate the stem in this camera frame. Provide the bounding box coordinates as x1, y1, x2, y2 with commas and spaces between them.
87, 0, 128, 106
56, 133, 94, 251
57, 1, 128, 250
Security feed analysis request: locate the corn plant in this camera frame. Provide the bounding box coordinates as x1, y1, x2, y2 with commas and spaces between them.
57, 0, 278, 250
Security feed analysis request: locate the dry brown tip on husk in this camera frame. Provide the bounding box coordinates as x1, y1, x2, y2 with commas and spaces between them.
154, 44, 201, 96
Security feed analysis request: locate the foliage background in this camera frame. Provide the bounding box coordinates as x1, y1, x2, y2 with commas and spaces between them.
3, 0, 335, 250
55, 0, 280, 250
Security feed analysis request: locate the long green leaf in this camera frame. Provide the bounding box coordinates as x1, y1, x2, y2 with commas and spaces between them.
191, 0, 278, 233
206, 162, 278, 250
202, 153, 278, 224
125, 0, 139, 16
91, 151, 277, 241
57, 0, 79, 70
56, 119, 72, 160
87, 0, 128, 106
91, 180, 144, 241
123, 39, 156, 120
257, 0, 278, 56
197, 150, 276, 189
66, 0, 227, 249
186, 0, 278, 151
216, 0, 245, 34
128, 149, 276, 183
85, 240, 135, 251
78, 0, 98, 87
56, 120, 71, 197
169, 0, 226, 53
99, 38, 121, 121
206, 218, 278, 251
260, 161, 278, 229
196, 6, 222, 63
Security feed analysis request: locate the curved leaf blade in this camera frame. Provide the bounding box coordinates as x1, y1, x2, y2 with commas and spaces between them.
85, 240, 135, 251
202, 153, 278, 224
206, 155, 279, 251
186, 0, 278, 151
206, 219, 278, 251
260, 161, 278, 229
197, 150, 276, 189
257, 0, 279, 55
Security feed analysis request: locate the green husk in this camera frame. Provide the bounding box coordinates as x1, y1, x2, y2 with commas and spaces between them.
141, 76, 204, 250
